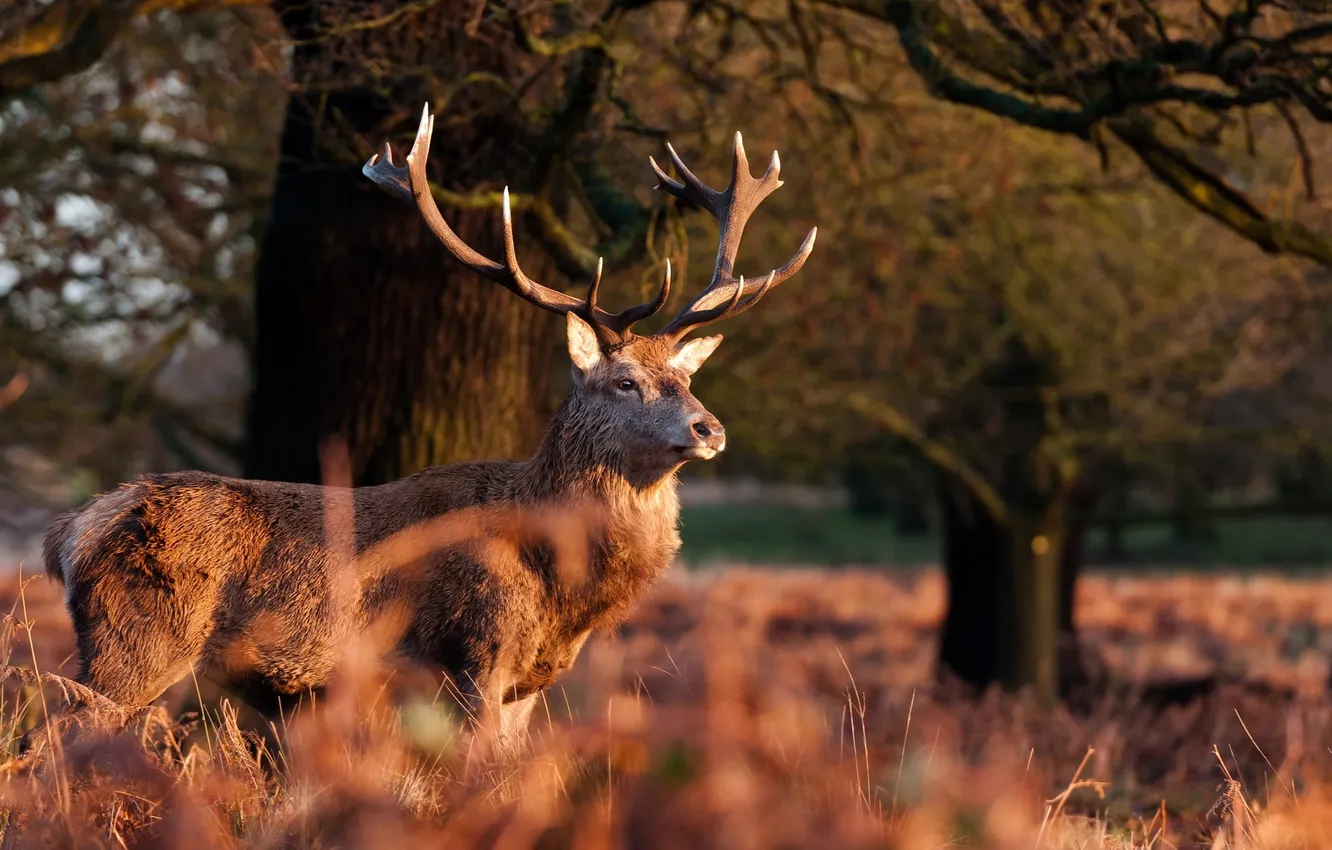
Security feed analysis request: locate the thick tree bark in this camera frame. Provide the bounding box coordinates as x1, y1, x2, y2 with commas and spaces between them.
938, 483, 1071, 705
243, 2, 562, 485
937, 479, 1006, 688
936, 339, 1085, 704
244, 138, 558, 483
1057, 478, 1098, 699
1005, 507, 1064, 701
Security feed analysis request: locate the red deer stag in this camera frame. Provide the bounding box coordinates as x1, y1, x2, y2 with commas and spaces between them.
41, 105, 816, 756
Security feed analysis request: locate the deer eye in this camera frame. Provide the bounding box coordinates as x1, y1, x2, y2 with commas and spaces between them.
617, 379, 637, 392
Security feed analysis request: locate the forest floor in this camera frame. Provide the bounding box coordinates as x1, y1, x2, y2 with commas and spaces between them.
3, 565, 1332, 847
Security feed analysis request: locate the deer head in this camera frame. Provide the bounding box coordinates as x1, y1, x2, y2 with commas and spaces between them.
363, 106, 817, 480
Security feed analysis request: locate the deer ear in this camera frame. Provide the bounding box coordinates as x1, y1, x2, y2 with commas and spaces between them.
669, 335, 722, 375
566, 313, 602, 374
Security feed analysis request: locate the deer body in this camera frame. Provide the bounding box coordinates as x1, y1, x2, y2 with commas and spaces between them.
42, 105, 815, 754
46, 354, 694, 729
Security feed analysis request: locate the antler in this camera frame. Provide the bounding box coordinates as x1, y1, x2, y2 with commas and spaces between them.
362, 104, 670, 345
650, 132, 817, 343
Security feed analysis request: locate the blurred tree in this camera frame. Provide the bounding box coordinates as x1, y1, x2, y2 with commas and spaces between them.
0, 5, 280, 518
887, 0, 1332, 699
840, 435, 936, 534
9, 0, 1332, 710
0, 1, 264, 100
678, 37, 1332, 701
2, 0, 683, 486
729, 0, 1332, 702
1277, 443, 1332, 509
812, 0, 1332, 265
857, 178, 1328, 702
243, 0, 675, 484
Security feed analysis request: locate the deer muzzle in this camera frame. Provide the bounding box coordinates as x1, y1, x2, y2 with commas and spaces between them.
678, 413, 726, 460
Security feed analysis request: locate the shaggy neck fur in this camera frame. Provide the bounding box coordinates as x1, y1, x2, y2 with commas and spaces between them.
513, 390, 683, 630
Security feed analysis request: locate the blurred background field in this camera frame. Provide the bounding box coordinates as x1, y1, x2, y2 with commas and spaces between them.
676, 503, 1332, 568
16, 490, 1332, 569
6, 560, 1332, 847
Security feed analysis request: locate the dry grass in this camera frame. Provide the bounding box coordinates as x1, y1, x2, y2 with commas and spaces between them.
3, 564, 1332, 848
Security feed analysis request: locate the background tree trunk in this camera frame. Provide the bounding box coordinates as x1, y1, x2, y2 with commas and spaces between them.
1005, 506, 1063, 703
243, 2, 562, 486
1055, 478, 1101, 699
243, 134, 558, 484
935, 340, 1079, 704
937, 480, 1006, 688
938, 482, 1074, 705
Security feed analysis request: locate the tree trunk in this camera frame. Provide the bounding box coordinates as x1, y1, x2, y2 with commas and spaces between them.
243, 3, 561, 486
937, 479, 1006, 688
1004, 506, 1064, 703
935, 337, 1082, 704
243, 142, 558, 483
1057, 479, 1098, 700
938, 479, 1078, 706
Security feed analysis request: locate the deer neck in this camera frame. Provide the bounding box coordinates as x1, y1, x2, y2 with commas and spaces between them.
518, 394, 680, 498
515, 394, 683, 628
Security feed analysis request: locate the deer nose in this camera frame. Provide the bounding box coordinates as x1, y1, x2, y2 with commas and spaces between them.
691, 415, 725, 446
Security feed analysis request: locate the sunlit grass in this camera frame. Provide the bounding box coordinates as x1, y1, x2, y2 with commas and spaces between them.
3, 565, 1332, 846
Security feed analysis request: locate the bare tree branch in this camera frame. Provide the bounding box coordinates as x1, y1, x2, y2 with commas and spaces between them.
815, 0, 1332, 268
0, 0, 264, 102
1111, 119, 1332, 265
847, 393, 1010, 522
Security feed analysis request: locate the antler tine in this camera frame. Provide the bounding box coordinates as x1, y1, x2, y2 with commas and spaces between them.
499, 187, 574, 310
363, 143, 413, 202
652, 131, 817, 342
580, 253, 671, 337
364, 106, 530, 291
594, 259, 672, 334
657, 226, 816, 341
364, 103, 672, 342
646, 259, 673, 316
586, 257, 605, 313
650, 143, 719, 212
663, 270, 774, 336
